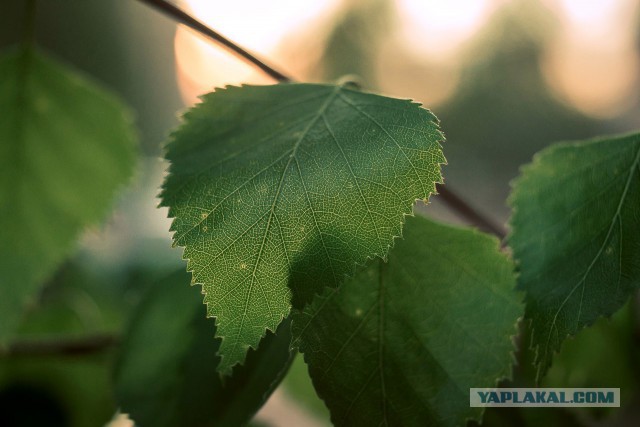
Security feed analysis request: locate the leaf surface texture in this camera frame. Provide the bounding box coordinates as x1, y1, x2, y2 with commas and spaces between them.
161, 83, 445, 372
293, 216, 521, 426
509, 132, 640, 377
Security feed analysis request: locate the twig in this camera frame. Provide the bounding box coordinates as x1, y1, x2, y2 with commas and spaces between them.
136, 0, 291, 82
136, 0, 506, 240
0, 333, 119, 358
436, 184, 507, 240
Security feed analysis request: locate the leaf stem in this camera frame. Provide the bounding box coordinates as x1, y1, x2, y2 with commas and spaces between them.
436, 184, 507, 240
135, 0, 292, 82
0, 333, 119, 358
136, 0, 506, 240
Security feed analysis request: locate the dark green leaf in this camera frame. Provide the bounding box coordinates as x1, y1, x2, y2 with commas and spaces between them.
114, 270, 294, 427
0, 47, 136, 342
160, 83, 445, 373
293, 216, 521, 427
509, 132, 640, 378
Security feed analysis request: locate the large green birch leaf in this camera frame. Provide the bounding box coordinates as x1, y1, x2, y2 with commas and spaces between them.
509, 132, 640, 379
160, 83, 445, 373
114, 271, 294, 427
292, 216, 521, 427
0, 47, 136, 343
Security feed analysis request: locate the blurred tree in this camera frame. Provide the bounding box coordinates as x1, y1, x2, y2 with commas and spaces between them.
435, 9, 603, 222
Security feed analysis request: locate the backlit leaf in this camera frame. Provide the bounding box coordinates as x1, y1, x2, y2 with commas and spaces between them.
161, 83, 445, 373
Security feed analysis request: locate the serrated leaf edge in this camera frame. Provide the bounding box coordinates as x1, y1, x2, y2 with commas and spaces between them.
158, 83, 446, 374
507, 132, 640, 381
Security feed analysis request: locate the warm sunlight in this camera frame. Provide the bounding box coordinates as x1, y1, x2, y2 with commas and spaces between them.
374, 0, 498, 107
542, 0, 639, 117
395, 0, 497, 62
174, 0, 341, 104
558, 0, 620, 31
175, 0, 640, 116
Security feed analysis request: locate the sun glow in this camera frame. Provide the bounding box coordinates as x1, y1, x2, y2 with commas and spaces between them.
541, 0, 639, 117
395, 0, 498, 62
174, 0, 640, 117
373, 0, 499, 107
174, 0, 341, 105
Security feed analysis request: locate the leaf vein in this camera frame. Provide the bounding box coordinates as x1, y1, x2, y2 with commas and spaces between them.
541, 142, 640, 360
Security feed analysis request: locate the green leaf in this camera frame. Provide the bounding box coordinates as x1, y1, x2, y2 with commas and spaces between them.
160, 83, 445, 373
509, 132, 640, 378
0, 47, 136, 342
292, 216, 521, 427
114, 270, 294, 427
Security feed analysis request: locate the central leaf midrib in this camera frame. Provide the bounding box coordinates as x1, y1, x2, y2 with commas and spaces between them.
173, 90, 340, 246
229, 86, 342, 358
165, 112, 318, 207
173, 148, 293, 246
322, 114, 385, 256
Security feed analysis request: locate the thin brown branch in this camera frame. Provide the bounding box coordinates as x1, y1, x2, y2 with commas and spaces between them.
136, 0, 506, 240
0, 333, 119, 358
135, 0, 292, 82
436, 184, 507, 240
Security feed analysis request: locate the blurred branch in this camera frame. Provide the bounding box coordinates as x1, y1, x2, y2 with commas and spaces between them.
0, 333, 118, 358
136, 0, 507, 241
436, 184, 507, 240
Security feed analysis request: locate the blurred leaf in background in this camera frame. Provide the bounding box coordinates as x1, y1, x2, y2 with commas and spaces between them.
543, 299, 640, 423
474, 299, 640, 427
115, 270, 294, 427
0, 46, 137, 343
